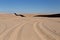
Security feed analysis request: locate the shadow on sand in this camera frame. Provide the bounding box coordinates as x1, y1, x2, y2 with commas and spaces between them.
34, 13, 60, 18
14, 13, 60, 18
14, 13, 25, 17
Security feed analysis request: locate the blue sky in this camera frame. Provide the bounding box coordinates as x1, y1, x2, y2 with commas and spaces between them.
0, 0, 60, 13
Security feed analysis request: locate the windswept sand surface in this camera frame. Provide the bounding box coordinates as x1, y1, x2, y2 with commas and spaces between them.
0, 14, 60, 40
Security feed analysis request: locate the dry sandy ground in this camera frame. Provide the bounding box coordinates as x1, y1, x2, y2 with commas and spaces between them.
0, 14, 60, 40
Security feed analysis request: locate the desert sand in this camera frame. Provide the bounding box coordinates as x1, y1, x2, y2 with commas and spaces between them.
0, 14, 60, 40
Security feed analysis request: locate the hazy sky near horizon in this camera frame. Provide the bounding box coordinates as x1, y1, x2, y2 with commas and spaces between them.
0, 0, 60, 14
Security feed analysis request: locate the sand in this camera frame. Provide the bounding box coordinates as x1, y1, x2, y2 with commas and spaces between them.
0, 14, 60, 40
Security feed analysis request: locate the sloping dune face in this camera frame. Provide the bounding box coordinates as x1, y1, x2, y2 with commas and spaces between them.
0, 14, 60, 40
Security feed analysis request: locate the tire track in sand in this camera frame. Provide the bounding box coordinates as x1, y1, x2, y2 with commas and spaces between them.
0, 20, 31, 40
0, 18, 60, 40
33, 21, 59, 40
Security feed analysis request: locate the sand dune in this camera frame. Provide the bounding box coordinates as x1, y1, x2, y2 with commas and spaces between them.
0, 14, 60, 40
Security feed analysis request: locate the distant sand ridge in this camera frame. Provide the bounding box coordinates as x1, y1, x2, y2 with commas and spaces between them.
0, 14, 60, 40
